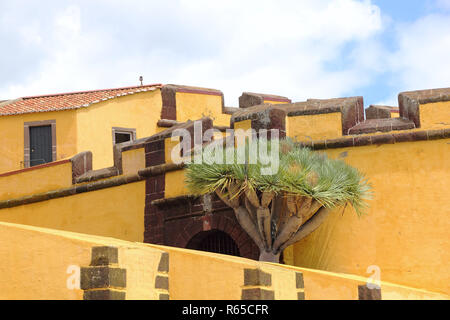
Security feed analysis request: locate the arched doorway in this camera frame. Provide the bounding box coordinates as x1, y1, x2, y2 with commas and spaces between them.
186, 230, 240, 257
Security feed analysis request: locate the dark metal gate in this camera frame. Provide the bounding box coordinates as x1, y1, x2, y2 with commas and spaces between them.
187, 230, 240, 257
29, 125, 52, 167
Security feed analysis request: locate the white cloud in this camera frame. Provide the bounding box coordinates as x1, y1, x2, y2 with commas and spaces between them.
54, 6, 81, 36
0, 0, 384, 105
436, 0, 450, 10
160, 0, 384, 103
3, 5, 107, 98
388, 13, 450, 92
4, 1, 450, 109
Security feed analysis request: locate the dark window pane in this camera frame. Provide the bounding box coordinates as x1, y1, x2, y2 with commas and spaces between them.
115, 132, 132, 144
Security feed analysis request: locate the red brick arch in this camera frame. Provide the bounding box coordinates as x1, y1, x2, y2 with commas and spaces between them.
173, 210, 260, 260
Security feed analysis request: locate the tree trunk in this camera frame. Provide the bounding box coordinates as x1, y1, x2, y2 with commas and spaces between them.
278, 206, 331, 252
259, 250, 280, 263
257, 207, 272, 249
233, 206, 265, 252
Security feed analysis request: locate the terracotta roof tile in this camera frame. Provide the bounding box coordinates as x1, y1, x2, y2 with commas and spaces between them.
0, 84, 162, 116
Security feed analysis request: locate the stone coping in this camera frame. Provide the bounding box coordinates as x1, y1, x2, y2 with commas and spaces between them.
122, 117, 213, 153
163, 84, 223, 96
231, 104, 287, 123
286, 97, 362, 117
0, 151, 92, 185
75, 166, 119, 184
298, 128, 450, 150
151, 194, 198, 207
239, 92, 291, 108
157, 118, 229, 132
348, 118, 415, 135
0, 159, 71, 178
399, 87, 450, 104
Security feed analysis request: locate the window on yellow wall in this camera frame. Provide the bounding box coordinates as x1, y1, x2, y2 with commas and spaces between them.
112, 127, 136, 145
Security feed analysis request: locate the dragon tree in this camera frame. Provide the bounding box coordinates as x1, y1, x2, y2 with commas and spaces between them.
185, 137, 372, 262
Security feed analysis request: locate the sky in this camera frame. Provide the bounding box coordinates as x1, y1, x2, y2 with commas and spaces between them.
1, 0, 449, 108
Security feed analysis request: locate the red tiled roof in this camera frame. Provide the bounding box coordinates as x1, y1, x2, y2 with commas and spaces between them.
0, 84, 162, 116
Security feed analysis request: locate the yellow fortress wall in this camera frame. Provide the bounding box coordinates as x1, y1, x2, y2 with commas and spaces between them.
76, 90, 163, 170
419, 101, 450, 129
286, 112, 342, 140
0, 181, 146, 242
0, 84, 448, 299
0, 160, 73, 201
0, 221, 167, 300
0, 146, 147, 243
1, 221, 447, 300
290, 138, 450, 295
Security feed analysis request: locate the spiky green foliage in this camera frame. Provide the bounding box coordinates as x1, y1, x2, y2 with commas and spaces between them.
185, 138, 372, 216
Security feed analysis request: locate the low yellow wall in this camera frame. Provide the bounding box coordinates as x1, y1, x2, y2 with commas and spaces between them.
277, 264, 449, 300
287, 112, 342, 140
419, 101, 450, 129
0, 221, 447, 300
0, 221, 165, 300
0, 181, 146, 242
291, 139, 450, 295
0, 161, 73, 201
144, 244, 299, 300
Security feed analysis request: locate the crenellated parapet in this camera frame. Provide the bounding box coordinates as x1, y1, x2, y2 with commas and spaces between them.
365, 105, 400, 119
286, 96, 364, 138
231, 96, 365, 140
160, 84, 232, 127
230, 87, 450, 143
399, 87, 450, 129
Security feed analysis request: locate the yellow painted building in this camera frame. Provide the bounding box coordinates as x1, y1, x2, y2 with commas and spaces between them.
0, 84, 232, 173
0, 84, 449, 300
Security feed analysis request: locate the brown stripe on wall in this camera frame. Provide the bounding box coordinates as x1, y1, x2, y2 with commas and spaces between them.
358, 284, 382, 300
80, 246, 127, 300
241, 268, 275, 300
144, 138, 166, 244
